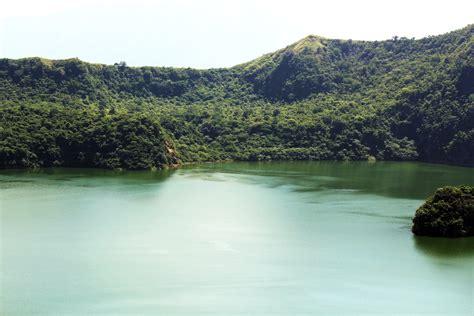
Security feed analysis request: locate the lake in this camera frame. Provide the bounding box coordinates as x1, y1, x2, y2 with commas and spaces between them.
1, 161, 473, 315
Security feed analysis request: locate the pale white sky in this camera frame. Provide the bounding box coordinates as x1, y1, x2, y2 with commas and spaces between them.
0, 0, 472, 68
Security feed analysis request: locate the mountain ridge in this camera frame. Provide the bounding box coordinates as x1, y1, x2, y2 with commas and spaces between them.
6, 23, 473, 69
0, 24, 473, 169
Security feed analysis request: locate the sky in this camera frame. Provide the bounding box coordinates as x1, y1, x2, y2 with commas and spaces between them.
0, 0, 472, 68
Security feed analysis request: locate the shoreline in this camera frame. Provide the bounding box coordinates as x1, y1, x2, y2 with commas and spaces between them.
1, 159, 473, 173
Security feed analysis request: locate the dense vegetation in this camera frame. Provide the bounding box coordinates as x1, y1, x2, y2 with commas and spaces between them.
1, 25, 473, 169
0, 103, 178, 169
412, 186, 474, 237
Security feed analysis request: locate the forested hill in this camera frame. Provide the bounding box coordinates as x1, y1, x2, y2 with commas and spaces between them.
1, 25, 473, 169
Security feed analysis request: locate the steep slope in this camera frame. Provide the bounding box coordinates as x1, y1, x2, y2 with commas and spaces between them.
0, 25, 473, 169
241, 25, 473, 102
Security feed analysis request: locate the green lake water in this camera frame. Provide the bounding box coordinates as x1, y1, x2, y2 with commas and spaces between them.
1, 161, 473, 315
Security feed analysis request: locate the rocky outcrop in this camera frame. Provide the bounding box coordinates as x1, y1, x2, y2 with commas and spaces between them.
412, 186, 474, 237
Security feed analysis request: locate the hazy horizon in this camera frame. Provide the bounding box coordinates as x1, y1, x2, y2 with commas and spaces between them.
1, 0, 473, 68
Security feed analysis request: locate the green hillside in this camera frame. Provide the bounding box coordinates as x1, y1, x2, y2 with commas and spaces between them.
1, 25, 473, 169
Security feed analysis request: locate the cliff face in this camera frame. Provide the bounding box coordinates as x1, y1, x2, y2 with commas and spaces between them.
164, 140, 180, 167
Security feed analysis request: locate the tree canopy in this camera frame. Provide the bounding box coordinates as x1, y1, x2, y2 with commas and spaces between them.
412, 186, 474, 237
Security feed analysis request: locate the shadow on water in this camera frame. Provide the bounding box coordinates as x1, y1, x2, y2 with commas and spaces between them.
413, 236, 474, 258
0, 167, 177, 190
2, 161, 473, 201
185, 161, 474, 200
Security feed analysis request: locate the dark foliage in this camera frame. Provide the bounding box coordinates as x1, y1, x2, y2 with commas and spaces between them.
412, 186, 474, 237
0, 103, 178, 169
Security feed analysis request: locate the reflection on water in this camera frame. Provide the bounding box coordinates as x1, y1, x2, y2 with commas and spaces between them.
182, 161, 474, 200
414, 236, 474, 258
0, 167, 176, 190
1, 161, 473, 315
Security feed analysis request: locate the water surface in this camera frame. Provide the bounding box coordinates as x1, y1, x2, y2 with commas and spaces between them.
1, 161, 473, 315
